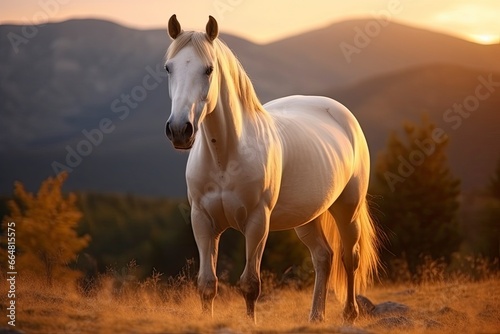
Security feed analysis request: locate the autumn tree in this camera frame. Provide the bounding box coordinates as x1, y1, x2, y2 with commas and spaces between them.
2, 172, 89, 285
373, 116, 461, 276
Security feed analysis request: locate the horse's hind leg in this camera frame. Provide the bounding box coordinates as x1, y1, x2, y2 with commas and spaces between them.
330, 197, 361, 323
295, 214, 333, 322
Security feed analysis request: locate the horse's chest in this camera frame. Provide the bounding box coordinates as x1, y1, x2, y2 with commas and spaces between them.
188, 173, 263, 231
203, 190, 248, 231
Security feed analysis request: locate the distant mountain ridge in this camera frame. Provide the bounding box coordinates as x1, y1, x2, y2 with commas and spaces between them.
263, 19, 500, 94
0, 18, 498, 196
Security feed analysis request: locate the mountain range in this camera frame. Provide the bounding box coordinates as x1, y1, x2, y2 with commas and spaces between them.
0, 18, 499, 196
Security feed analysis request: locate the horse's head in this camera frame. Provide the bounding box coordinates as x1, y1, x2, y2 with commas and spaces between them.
164, 15, 220, 150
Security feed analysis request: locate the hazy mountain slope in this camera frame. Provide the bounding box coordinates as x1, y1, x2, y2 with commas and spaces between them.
0, 20, 165, 148
328, 64, 500, 190
1, 18, 497, 150
1, 19, 498, 196
266, 19, 500, 91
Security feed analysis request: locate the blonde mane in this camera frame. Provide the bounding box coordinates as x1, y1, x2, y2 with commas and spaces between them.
166, 31, 265, 114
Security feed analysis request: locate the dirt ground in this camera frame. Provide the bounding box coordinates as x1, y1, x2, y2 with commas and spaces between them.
1, 275, 499, 334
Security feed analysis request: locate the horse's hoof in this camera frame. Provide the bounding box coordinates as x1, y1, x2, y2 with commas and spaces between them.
343, 305, 359, 324
309, 312, 325, 323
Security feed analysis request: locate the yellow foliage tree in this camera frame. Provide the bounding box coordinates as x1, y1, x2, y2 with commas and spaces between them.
2, 172, 90, 285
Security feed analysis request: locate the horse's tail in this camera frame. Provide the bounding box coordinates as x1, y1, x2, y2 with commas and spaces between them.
321, 198, 380, 303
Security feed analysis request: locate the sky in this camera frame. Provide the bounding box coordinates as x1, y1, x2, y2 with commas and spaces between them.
1, 0, 499, 44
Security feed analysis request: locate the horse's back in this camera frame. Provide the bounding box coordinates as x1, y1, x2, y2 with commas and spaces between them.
265, 95, 361, 139
265, 95, 367, 167
264, 95, 369, 230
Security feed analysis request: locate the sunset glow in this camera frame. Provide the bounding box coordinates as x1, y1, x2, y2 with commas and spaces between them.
0, 0, 498, 45
468, 33, 500, 45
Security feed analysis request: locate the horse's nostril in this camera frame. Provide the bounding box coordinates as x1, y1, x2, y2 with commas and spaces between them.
165, 121, 173, 139
185, 122, 194, 138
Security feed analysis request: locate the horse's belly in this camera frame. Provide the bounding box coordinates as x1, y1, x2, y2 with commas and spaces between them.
268, 99, 356, 230
270, 201, 329, 230
269, 167, 344, 230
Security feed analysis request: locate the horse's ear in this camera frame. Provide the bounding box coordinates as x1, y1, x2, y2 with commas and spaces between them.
206, 15, 218, 41
168, 14, 182, 39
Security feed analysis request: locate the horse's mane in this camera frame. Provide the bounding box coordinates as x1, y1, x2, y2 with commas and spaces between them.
166, 31, 265, 114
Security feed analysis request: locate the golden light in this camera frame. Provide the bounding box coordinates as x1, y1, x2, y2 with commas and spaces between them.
468, 33, 500, 45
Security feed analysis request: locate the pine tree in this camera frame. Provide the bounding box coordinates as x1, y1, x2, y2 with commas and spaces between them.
373, 116, 461, 276
2, 172, 90, 285
475, 157, 500, 259
489, 157, 500, 200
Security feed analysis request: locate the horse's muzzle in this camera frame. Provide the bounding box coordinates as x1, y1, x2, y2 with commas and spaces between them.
165, 121, 195, 150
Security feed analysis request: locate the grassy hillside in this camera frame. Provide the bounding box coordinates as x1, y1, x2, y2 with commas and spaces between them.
2, 269, 498, 333
1, 185, 498, 333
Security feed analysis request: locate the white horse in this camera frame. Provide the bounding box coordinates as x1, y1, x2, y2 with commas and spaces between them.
164, 15, 380, 323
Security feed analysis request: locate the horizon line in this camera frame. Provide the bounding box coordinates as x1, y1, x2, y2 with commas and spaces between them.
1, 15, 498, 46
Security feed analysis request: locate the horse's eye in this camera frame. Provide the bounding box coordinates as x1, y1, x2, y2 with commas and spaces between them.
165, 65, 170, 74
205, 66, 214, 76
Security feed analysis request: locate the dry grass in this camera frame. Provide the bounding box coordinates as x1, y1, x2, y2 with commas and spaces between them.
1, 268, 499, 334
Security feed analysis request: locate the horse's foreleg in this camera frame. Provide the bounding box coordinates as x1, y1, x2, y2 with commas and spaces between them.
240, 208, 270, 323
192, 209, 221, 317
295, 216, 333, 322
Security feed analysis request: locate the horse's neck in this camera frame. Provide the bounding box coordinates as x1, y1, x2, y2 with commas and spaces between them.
200, 93, 246, 167
199, 54, 267, 167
